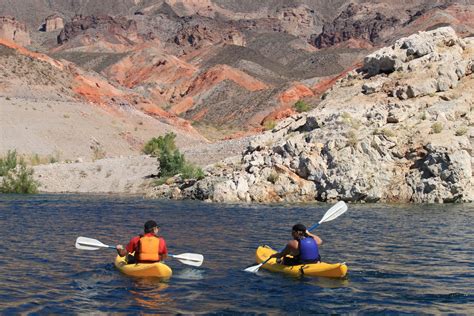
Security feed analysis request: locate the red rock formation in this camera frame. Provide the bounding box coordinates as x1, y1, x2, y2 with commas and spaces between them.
278, 84, 314, 105
0, 16, 30, 46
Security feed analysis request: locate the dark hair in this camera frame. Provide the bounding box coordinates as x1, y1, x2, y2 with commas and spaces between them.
292, 223, 308, 237
144, 220, 158, 233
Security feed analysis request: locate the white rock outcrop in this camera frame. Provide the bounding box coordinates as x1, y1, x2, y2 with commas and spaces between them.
149, 27, 474, 203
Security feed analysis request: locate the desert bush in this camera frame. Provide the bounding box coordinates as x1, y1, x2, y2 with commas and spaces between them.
294, 100, 310, 113
346, 130, 358, 148
431, 122, 443, 134
0, 150, 18, 176
0, 150, 38, 194
143, 132, 177, 157
149, 133, 204, 182
263, 120, 276, 131
455, 126, 468, 136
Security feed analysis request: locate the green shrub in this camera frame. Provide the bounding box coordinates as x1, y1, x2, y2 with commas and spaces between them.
149, 132, 204, 183
431, 122, 443, 134
0, 150, 38, 194
0, 150, 18, 176
143, 132, 177, 157
294, 100, 310, 113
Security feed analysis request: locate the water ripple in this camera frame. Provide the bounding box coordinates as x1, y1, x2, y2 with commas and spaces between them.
0, 195, 473, 314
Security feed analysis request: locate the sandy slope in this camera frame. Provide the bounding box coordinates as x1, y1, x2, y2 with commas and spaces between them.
0, 96, 206, 161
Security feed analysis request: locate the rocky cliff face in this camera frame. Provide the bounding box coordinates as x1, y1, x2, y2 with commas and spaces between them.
149, 27, 474, 203
57, 15, 141, 51
44, 14, 64, 32
0, 16, 30, 46
311, 3, 400, 48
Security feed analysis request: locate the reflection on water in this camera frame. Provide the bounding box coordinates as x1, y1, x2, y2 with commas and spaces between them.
129, 281, 172, 309
0, 195, 473, 314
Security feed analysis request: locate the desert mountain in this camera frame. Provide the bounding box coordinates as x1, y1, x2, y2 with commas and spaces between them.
0, 1, 473, 166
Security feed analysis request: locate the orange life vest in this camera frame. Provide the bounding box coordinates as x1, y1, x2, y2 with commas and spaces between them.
137, 235, 160, 263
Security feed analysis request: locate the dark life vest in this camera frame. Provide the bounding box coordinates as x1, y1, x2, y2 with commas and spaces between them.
298, 237, 319, 262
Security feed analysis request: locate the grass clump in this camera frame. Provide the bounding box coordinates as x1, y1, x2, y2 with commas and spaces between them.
346, 130, 358, 148
341, 112, 361, 129
263, 120, 276, 131
431, 122, 443, 134
0, 150, 38, 194
148, 132, 204, 183
294, 100, 310, 113
381, 128, 396, 138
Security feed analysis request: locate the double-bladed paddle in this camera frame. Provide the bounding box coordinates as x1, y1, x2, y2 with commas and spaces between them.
75, 236, 204, 267
244, 201, 348, 273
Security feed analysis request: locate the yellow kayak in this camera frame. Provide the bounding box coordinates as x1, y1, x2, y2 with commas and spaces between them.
114, 255, 172, 278
256, 245, 348, 278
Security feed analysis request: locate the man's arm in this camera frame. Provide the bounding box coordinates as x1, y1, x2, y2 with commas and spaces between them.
159, 238, 168, 260
269, 240, 298, 259
116, 237, 136, 257
307, 231, 322, 245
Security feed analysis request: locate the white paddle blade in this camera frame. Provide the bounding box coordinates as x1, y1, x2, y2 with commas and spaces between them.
170, 253, 204, 267
244, 263, 263, 273
75, 236, 111, 250
319, 201, 348, 224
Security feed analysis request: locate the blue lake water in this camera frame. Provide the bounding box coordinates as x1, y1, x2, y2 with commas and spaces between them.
0, 194, 473, 314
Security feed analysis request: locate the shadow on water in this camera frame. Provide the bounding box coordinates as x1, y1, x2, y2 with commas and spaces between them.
0, 194, 473, 313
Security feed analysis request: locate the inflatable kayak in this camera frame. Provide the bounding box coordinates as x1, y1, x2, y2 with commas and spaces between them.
256, 245, 348, 278
114, 255, 172, 278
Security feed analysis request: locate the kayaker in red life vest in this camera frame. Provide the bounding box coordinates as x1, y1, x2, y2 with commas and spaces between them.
269, 223, 322, 265
116, 220, 168, 264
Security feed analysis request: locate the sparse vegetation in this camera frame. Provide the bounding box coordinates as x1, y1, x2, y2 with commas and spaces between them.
263, 120, 276, 131
455, 126, 467, 136
0, 150, 38, 194
420, 112, 427, 120
381, 128, 396, 138
267, 171, 279, 184
294, 100, 310, 113
91, 145, 106, 161
341, 112, 361, 129
346, 130, 358, 148
431, 122, 443, 134
147, 132, 204, 183
28, 152, 61, 166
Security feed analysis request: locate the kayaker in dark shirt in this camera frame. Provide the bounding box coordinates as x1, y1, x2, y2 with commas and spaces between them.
116, 220, 168, 264
269, 223, 322, 265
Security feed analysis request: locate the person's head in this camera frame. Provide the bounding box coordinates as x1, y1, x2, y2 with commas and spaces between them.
144, 220, 159, 234
292, 223, 308, 239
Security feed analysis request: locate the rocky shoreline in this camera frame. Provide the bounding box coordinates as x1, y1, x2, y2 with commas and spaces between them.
148, 27, 473, 203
